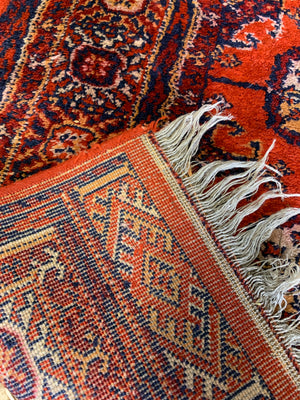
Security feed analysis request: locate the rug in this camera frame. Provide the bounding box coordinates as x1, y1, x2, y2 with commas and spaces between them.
0, 104, 300, 399
0, 0, 208, 185
0, 0, 299, 191
1, 0, 300, 396
1, 0, 300, 258
1, 0, 300, 261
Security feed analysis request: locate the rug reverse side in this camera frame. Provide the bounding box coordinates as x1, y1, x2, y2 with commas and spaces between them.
0, 125, 299, 399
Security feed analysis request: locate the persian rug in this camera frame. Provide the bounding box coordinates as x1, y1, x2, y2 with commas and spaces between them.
0, 0, 299, 193
0, 104, 300, 399
1, 0, 300, 287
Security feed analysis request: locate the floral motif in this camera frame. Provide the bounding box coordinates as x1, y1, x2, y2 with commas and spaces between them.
101, 0, 147, 14
70, 45, 125, 88
44, 125, 96, 160
266, 47, 300, 146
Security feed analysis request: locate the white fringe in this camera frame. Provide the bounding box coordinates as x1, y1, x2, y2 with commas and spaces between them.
155, 103, 300, 361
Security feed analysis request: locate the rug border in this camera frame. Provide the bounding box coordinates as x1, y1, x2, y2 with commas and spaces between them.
0, 123, 156, 198
139, 134, 300, 396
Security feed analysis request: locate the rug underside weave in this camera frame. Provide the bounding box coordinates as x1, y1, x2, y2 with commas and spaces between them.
0, 123, 299, 399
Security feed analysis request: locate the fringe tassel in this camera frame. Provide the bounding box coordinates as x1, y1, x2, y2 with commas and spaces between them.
155, 103, 300, 361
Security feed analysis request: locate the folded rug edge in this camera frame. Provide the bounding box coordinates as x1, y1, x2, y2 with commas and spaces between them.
156, 102, 300, 362
1, 101, 300, 363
